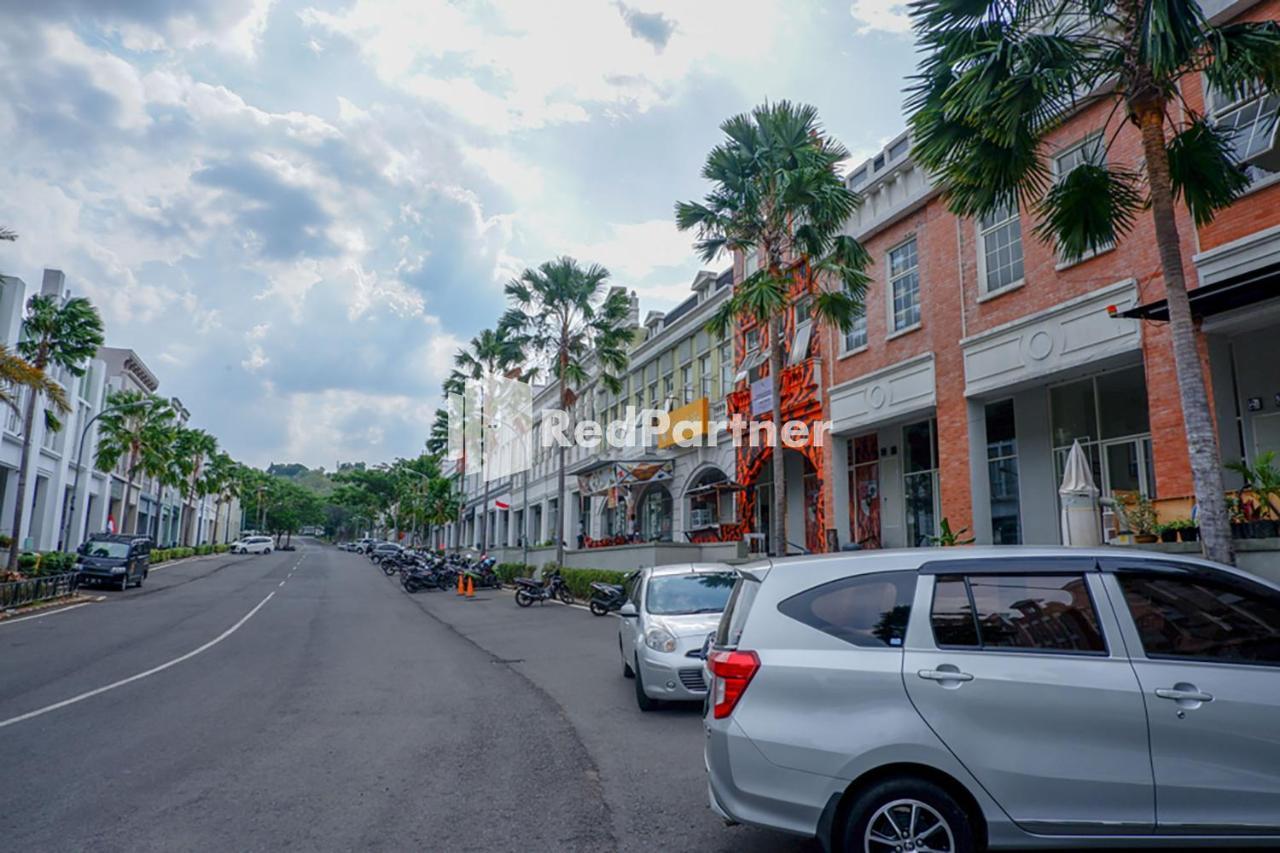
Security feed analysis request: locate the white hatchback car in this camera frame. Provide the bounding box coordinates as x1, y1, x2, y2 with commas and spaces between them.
231, 535, 273, 555
617, 563, 737, 711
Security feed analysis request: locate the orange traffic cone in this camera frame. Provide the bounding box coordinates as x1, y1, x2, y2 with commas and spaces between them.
465, 575, 475, 598
456, 573, 465, 595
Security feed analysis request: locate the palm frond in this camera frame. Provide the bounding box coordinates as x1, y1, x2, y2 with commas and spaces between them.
1167, 119, 1252, 225
1034, 163, 1145, 263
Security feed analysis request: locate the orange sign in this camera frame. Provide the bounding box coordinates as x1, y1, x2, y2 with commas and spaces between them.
658, 398, 709, 449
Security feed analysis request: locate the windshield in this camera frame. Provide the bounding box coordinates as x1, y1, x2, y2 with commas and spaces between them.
645, 573, 736, 616
80, 541, 130, 560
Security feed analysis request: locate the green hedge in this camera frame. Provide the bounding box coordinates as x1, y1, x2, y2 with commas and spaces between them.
557, 567, 631, 600
19, 551, 78, 576
495, 562, 535, 584
151, 546, 196, 564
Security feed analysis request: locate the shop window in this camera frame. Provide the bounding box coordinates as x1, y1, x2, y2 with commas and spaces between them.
699, 353, 712, 398
889, 238, 921, 332
986, 399, 1022, 544
903, 418, 939, 547
848, 434, 880, 548
639, 485, 673, 542
719, 341, 733, 396
687, 468, 728, 531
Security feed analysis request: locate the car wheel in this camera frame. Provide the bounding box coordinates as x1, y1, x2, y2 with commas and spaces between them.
620, 639, 634, 678
135, 572, 144, 588
633, 654, 657, 712
841, 777, 975, 853
265, 548, 272, 554
119, 573, 129, 592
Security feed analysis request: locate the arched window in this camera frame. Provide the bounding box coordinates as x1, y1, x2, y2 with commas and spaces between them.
638, 485, 673, 542
686, 467, 729, 531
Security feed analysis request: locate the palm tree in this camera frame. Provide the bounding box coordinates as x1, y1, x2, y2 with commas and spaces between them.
7, 294, 104, 571
94, 391, 178, 535
0, 228, 16, 242
907, 0, 1280, 565
502, 257, 633, 566
202, 451, 238, 546
173, 427, 218, 546
454, 325, 527, 553
676, 100, 871, 557
0, 344, 67, 425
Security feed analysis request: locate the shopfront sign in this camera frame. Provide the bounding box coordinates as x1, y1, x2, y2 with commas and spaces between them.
658, 397, 709, 448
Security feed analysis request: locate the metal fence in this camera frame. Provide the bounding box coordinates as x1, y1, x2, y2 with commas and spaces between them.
0, 572, 80, 611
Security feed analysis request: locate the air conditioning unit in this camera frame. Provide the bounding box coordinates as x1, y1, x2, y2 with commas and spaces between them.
690, 507, 715, 528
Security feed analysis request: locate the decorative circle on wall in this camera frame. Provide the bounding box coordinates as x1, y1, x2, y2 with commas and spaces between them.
1027, 330, 1054, 361
868, 384, 887, 409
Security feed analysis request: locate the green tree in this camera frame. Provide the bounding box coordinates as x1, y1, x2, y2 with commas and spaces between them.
907, 0, 1280, 565
0, 345, 67, 432
676, 100, 871, 557
94, 391, 178, 536
8, 293, 105, 571
202, 451, 239, 545
453, 325, 526, 552
502, 256, 632, 566
172, 427, 218, 546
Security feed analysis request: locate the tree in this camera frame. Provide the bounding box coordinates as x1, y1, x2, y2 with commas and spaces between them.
7, 293, 104, 571
502, 257, 632, 566
94, 391, 177, 536
173, 427, 218, 546
676, 100, 871, 557
0, 345, 67, 431
202, 451, 239, 545
453, 325, 526, 553
907, 0, 1280, 565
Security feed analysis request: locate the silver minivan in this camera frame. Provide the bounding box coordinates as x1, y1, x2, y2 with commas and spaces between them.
705, 547, 1280, 851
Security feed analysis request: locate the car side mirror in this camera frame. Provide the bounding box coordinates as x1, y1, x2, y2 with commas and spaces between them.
619, 602, 638, 618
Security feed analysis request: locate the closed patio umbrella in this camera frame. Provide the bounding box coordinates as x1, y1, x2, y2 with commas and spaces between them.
1059, 440, 1102, 547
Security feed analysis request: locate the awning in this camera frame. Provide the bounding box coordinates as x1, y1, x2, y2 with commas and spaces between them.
1117, 263, 1280, 322
686, 481, 745, 498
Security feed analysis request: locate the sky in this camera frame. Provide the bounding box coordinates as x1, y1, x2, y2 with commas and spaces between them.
0, 0, 918, 470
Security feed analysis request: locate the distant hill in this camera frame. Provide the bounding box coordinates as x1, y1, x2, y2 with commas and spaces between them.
267, 462, 337, 496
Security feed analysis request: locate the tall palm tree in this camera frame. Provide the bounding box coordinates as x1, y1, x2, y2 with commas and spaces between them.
94, 391, 177, 535
502, 257, 632, 566
454, 325, 526, 553
202, 450, 238, 546
7, 293, 104, 571
676, 100, 871, 557
173, 427, 218, 546
0, 345, 67, 425
907, 0, 1280, 565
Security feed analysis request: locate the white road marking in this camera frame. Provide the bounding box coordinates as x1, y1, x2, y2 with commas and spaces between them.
0, 591, 276, 729
0, 601, 93, 627
278, 580, 286, 587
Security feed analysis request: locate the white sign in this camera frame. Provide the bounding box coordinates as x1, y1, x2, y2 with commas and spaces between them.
750, 376, 774, 417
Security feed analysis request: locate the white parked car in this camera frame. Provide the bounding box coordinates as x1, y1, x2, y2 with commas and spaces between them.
231, 535, 274, 555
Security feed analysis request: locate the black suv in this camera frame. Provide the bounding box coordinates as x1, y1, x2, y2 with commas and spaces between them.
75, 534, 152, 591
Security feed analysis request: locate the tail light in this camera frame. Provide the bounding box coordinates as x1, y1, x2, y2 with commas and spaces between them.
708, 649, 760, 719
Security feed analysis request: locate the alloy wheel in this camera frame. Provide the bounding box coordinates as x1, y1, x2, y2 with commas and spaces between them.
863, 799, 955, 853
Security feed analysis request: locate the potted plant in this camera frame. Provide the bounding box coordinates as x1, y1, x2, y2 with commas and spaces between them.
1166, 518, 1199, 543
1123, 496, 1159, 543
1226, 495, 1250, 539
1157, 523, 1179, 544
1227, 452, 1280, 538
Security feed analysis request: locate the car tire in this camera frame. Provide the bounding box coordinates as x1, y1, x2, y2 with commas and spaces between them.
135, 571, 144, 588
265, 548, 272, 554
840, 777, 976, 853
119, 574, 129, 592
633, 654, 657, 712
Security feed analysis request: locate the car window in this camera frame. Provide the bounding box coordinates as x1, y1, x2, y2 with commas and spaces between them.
644, 573, 735, 616
1117, 570, 1280, 666
932, 574, 1105, 653
778, 571, 915, 648
80, 541, 130, 559
716, 576, 761, 648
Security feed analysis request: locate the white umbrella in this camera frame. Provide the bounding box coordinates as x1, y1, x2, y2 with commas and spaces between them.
1059, 440, 1102, 547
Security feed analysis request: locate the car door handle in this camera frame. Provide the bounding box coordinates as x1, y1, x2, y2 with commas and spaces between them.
1155, 687, 1214, 703
917, 669, 974, 683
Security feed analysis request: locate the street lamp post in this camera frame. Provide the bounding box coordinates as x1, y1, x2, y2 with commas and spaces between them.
58, 400, 147, 552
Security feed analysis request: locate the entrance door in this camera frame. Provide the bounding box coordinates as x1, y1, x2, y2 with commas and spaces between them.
755, 482, 772, 555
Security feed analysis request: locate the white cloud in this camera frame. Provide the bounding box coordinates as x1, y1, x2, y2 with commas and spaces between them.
848, 0, 914, 35
564, 219, 697, 280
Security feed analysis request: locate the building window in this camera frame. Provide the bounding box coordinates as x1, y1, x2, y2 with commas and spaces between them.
743, 246, 760, 278
1206, 80, 1279, 183
1052, 133, 1113, 261
699, 353, 712, 398
744, 326, 760, 356
985, 399, 1021, 544
662, 375, 675, 408
843, 309, 867, 353
889, 238, 921, 332
978, 201, 1024, 294
719, 341, 733, 395
647, 382, 658, 409
903, 418, 939, 546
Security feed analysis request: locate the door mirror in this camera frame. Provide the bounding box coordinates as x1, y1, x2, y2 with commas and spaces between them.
619, 602, 638, 618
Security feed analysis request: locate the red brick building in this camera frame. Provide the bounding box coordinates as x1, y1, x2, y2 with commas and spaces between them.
731, 0, 1280, 556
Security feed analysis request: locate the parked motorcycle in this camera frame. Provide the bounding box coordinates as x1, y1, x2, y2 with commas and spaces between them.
401, 558, 446, 593
587, 580, 627, 616
466, 556, 503, 590
513, 569, 574, 607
